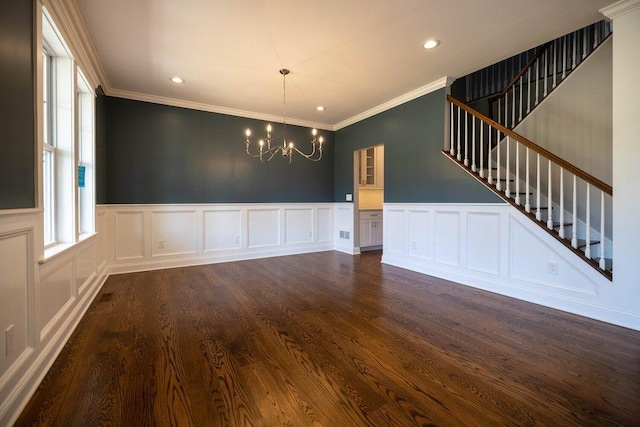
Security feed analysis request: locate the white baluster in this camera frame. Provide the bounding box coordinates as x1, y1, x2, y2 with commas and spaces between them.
504, 94, 509, 128
599, 191, 606, 270
535, 61, 539, 105
479, 121, 484, 178
544, 50, 548, 97
572, 33, 577, 69
525, 148, 531, 213
585, 184, 591, 259
527, 68, 531, 114
512, 81, 516, 126
457, 106, 461, 161
572, 175, 578, 248
559, 168, 565, 239
515, 142, 520, 205
487, 126, 493, 185
506, 136, 511, 198
471, 117, 476, 172
536, 154, 541, 221
547, 160, 553, 230
519, 76, 523, 122
450, 102, 455, 155
497, 131, 502, 192
562, 35, 567, 80
464, 110, 469, 166
553, 41, 557, 89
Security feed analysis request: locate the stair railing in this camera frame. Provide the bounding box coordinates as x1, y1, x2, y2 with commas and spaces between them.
487, 20, 612, 130
447, 95, 613, 276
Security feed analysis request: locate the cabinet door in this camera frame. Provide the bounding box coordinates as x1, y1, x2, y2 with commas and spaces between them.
372, 219, 383, 245
359, 148, 376, 186
359, 220, 374, 246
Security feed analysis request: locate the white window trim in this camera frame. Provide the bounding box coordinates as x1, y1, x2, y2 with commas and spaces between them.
39, 5, 97, 262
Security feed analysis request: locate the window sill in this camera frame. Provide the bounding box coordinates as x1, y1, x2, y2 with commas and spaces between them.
40, 232, 97, 265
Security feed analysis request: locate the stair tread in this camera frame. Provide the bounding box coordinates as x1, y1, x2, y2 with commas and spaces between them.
577, 239, 600, 248
553, 222, 573, 228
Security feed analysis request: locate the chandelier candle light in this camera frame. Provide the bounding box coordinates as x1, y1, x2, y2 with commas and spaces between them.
244, 69, 324, 163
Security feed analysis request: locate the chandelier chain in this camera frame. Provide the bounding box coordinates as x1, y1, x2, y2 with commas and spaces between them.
282, 70, 287, 145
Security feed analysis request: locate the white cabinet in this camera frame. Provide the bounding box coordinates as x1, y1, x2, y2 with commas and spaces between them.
359, 146, 384, 188
359, 210, 383, 249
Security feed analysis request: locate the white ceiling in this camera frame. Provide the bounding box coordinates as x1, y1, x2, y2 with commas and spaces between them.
73, 0, 612, 130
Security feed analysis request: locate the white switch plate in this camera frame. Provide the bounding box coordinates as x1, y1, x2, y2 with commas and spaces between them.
346, 193, 353, 201
547, 260, 558, 275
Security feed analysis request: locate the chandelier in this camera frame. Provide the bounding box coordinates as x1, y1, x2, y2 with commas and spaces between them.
244, 69, 324, 163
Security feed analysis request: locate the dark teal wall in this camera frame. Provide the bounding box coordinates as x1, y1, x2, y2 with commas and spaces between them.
335, 89, 500, 203
104, 97, 334, 204
0, 0, 35, 209
95, 87, 107, 204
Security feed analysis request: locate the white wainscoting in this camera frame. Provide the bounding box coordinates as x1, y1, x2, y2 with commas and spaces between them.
0, 209, 108, 426
382, 203, 640, 331
334, 203, 358, 255
103, 203, 338, 274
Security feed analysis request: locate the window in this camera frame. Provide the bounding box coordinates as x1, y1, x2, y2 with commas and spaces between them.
41, 7, 96, 255
43, 47, 56, 246
77, 71, 95, 236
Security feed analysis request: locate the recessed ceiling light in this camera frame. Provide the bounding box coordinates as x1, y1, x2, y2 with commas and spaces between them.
170, 76, 184, 83
422, 39, 441, 50
316, 106, 326, 111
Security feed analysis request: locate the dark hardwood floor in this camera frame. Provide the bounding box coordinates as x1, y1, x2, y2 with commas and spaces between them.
16, 251, 640, 426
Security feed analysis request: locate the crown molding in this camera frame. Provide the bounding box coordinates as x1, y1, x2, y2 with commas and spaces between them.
106, 88, 335, 131
42, 0, 110, 91
600, 0, 640, 19
333, 76, 456, 131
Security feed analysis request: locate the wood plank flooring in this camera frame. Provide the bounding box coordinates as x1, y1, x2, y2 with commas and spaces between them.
16, 251, 640, 426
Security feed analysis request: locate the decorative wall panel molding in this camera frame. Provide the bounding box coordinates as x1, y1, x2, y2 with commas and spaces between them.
434, 210, 461, 266
467, 212, 501, 275
102, 203, 336, 274
0, 229, 32, 385
407, 210, 430, 260
284, 208, 313, 245
334, 204, 357, 255
248, 209, 280, 248
114, 211, 145, 261
382, 203, 639, 331
203, 209, 242, 252
0, 211, 107, 426
151, 210, 198, 257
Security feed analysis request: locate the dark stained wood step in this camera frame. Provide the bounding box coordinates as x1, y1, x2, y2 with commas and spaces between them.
578, 239, 601, 249
553, 222, 573, 229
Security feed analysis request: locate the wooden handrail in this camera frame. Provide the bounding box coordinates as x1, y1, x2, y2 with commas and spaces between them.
448, 95, 612, 195
488, 42, 552, 105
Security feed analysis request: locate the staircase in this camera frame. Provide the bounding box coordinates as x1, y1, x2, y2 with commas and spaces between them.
445, 22, 613, 280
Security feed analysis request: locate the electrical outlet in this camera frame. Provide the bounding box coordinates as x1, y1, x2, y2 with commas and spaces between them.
157, 240, 165, 249
235, 236, 240, 244
308, 231, 312, 238
547, 260, 558, 275
5, 324, 15, 356
412, 241, 417, 250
